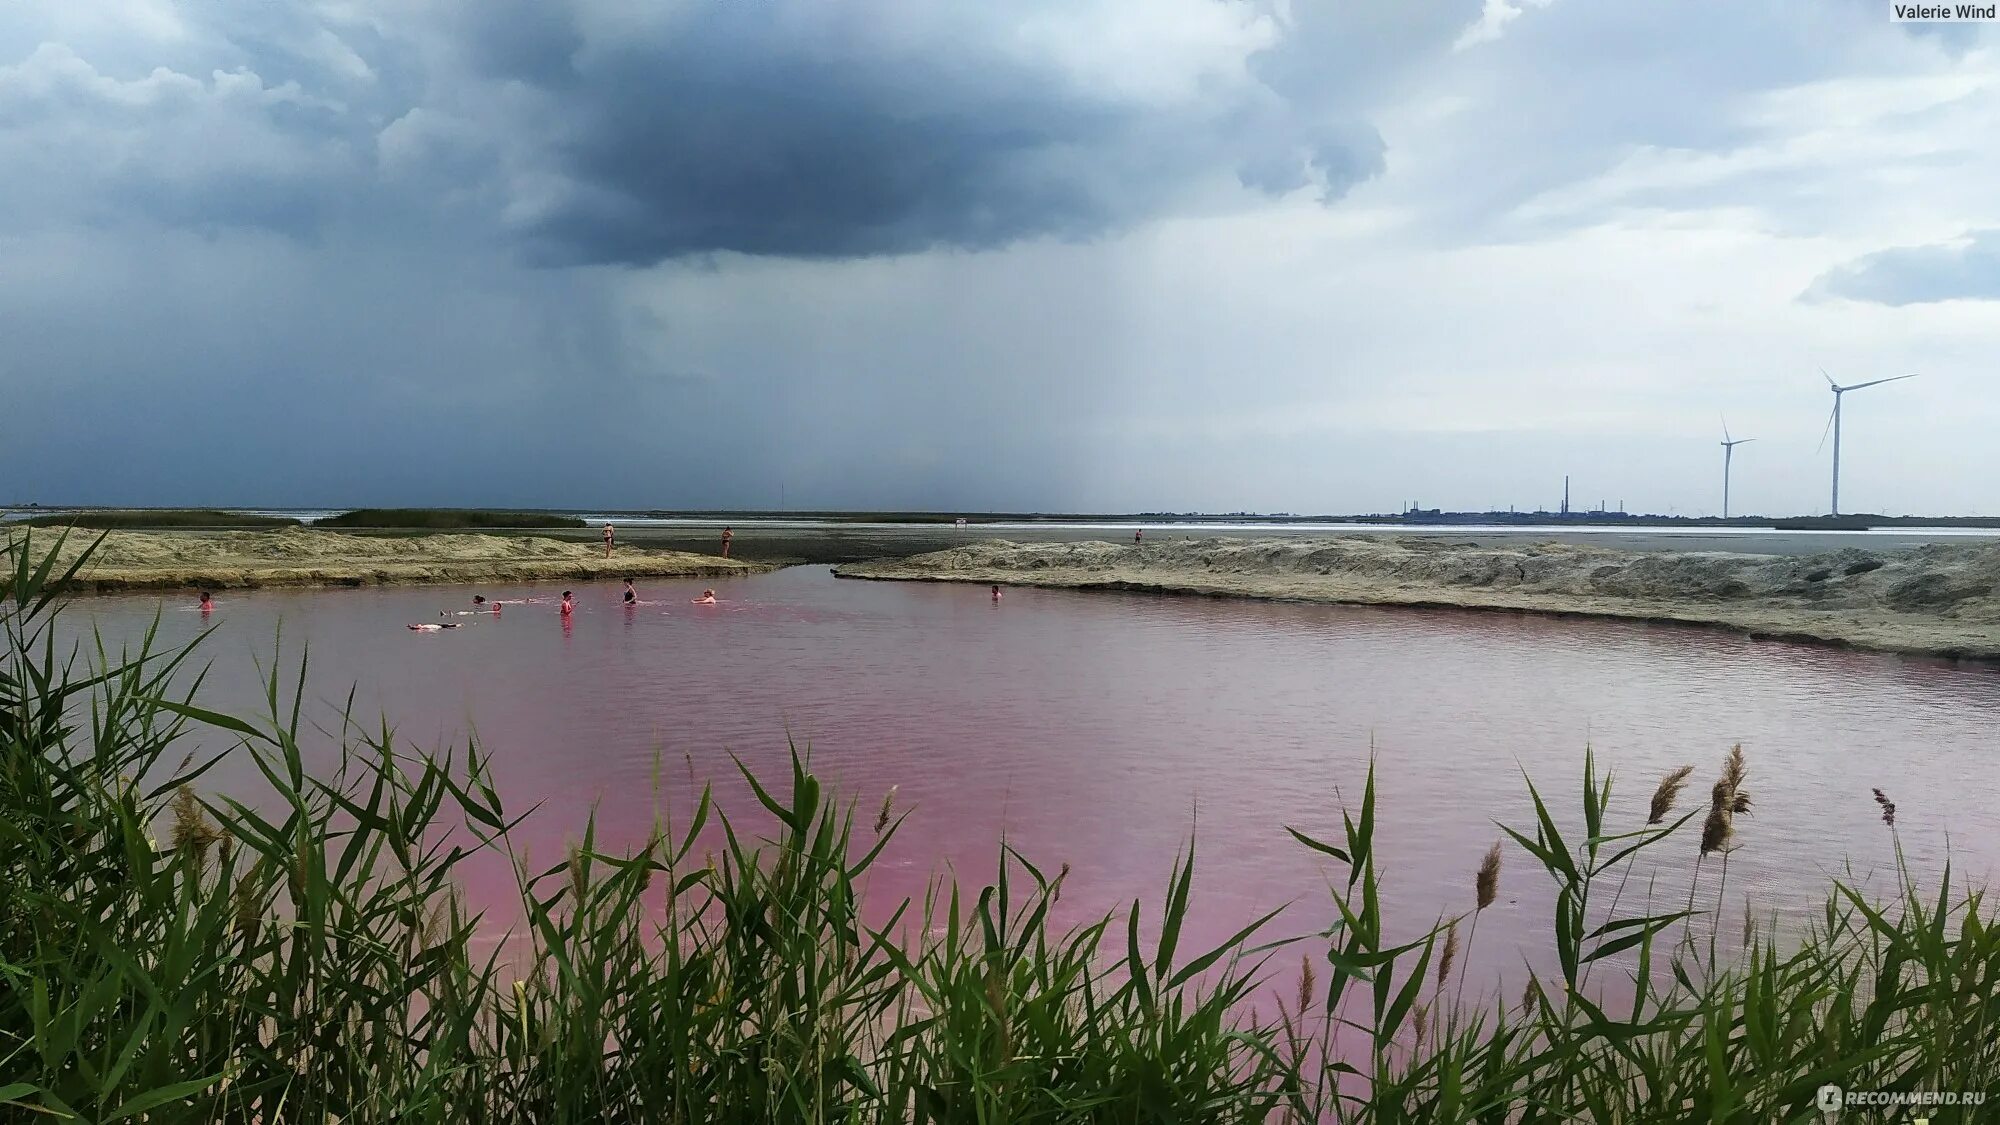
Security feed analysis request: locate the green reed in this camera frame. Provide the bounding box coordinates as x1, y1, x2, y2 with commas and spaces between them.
4, 531, 1997, 1122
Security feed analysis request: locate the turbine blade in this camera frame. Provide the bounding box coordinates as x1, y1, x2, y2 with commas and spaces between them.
1721, 413, 1732, 443
1820, 366, 1837, 388
1845, 373, 1918, 393
1815, 402, 1836, 454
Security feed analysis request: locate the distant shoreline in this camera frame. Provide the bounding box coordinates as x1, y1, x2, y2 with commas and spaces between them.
10, 505, 2000, 532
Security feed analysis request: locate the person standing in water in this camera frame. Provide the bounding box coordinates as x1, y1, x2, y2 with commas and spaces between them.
602, 523, 615, 557
623, 579, 638, 604
560, 591, 575, 615
721, 527, 734, 558
991, 584, 1002, 601
198, 590, 213, 614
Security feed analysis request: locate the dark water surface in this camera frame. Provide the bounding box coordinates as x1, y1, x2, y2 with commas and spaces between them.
74, 566, 2000, 997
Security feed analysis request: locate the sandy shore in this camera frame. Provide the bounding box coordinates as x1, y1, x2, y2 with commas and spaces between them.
836, 537, 2000, 661
11, 528, 766, 592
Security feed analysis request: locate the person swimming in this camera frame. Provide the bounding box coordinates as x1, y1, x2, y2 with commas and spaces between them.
692, 589, 717, 605
407, 622, 460, 631
623, 578, 637, 604
473, 595, 486, 605
560, 591, 575, 615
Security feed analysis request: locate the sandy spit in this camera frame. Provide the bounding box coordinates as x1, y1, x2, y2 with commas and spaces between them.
10, 528, 765, 592
835, 537, 2000, 661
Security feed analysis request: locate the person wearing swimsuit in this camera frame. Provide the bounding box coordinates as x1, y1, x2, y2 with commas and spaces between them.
602, 524, 615, 558
721, 527, 734, 558
198, 591, 213, 613
692, 589, 717, 605
560, 591, 575, 615
623, 579, 637, 604
991, 585, 1002, 601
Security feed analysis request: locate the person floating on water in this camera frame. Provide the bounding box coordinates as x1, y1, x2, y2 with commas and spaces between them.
198, 591, 213, 613
407, 622, 460, 631
721, 527, 734, 558
602, 523, 615, 558
692, 589, 717, 605
560, 591, 575, 615
991, 584, 1002, 601
623, 578, 638, 604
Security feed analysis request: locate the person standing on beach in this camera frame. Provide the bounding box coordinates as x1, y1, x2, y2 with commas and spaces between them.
1134, 528, 1143, 545
602, 523, 615, 557
721, 527, 734, 558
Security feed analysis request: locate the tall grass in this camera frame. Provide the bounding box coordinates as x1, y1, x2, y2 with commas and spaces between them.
4, 531, 1997, 1122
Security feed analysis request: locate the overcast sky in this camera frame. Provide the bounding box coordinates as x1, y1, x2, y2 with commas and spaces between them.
2, 0, 1995, 516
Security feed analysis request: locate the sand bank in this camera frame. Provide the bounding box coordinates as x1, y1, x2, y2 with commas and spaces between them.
836, 537, 2000, 661
11, 528, 763, 592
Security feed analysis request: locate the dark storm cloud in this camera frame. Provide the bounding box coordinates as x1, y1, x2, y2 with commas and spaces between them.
434, 1, 1388, 264
1807, 230, 2000, 306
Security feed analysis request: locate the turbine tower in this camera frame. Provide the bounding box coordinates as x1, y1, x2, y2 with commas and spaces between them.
1819, 370, 1917, 516
1720, 420, 1753, 520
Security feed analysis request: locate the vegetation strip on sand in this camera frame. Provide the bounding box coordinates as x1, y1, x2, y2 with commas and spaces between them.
835, 536, 2000, 660
8, 527, 764, 591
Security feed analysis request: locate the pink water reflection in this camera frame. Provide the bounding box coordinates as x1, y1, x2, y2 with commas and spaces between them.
81, 566, 2000, 999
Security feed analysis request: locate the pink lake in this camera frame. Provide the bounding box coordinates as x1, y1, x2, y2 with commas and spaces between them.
74, 564, 2000, 999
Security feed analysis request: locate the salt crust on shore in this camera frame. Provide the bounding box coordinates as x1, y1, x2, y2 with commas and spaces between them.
12, 528, 762, 591
836, 537, 2000, 660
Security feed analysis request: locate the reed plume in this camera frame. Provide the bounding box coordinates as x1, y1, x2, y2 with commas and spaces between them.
1436, 921, 1459, 991
170, 785, 221, 873
874, 785, 898, 835
1296, 954, 1316, 1019
1520, 975, 1540, 1014
1873, 787, 1897, 828
1699, 806, 1734, 856
1700, 745, 1751, 856
566, 843, 589, 909
1648, 766, 1695, 825
1476, 842, 1502, 910
1457, 842, 1503, 1016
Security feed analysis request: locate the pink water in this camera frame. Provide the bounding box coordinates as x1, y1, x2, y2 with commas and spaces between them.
78, 565, 2000, 996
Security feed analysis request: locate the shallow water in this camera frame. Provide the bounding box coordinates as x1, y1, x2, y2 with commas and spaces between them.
72, 565, 2000, 996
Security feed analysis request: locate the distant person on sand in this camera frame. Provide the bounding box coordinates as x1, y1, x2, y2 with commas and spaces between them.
623, 579, 637, 604
991, 584, 1002, 601
198, 591, 213, 613
560, 591, 575, 615
693, 589, 717, 605
602, 524, 615, 557
721, 527, 734, 558
1134, 528, 1143, 544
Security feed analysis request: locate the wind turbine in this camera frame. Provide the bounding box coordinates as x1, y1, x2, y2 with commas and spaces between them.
1818, 370, 1917, 516
1719, 419, 1753, 520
